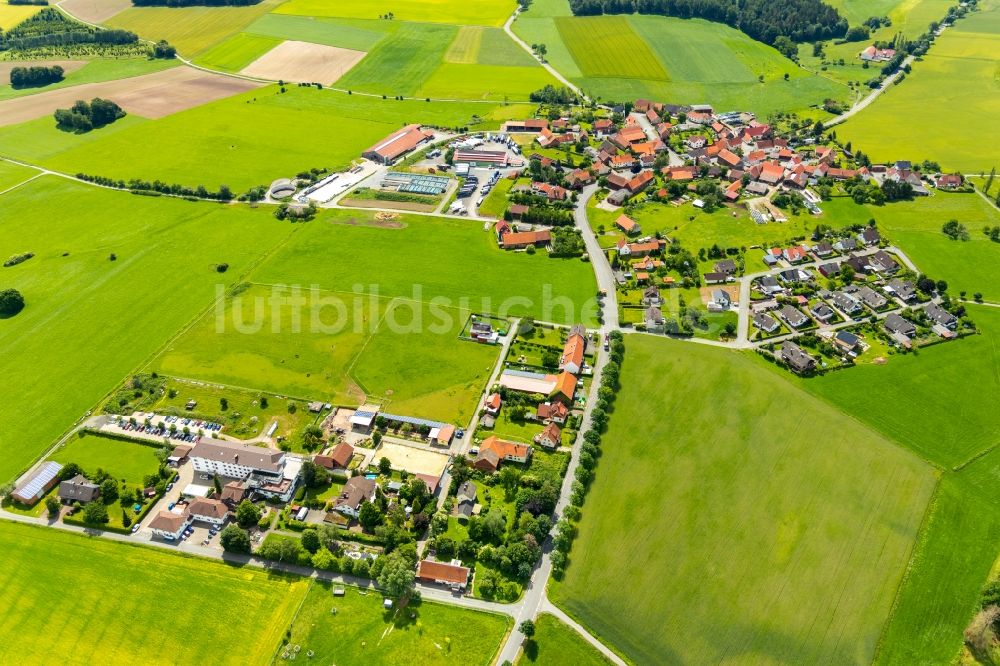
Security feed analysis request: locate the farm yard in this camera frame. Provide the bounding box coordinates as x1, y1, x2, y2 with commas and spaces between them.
551, 335, 936, 664
281, 580, 511, 664
838, 0, 1000, 172
0, 522, 307, 664
0, 176, 293, 484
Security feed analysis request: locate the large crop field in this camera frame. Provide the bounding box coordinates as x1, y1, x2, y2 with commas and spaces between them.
151, 285, 499, 424
801, 303, 1000, 469
551, 335, 936, 664
0, 521, 307, 664
838, 0, 1000, 172
273, 0, 517, 27
251, 208, 599, 325
0, 1, 42, 29
0, 176, 293, 484
105, 0, 284, 57
514, 2, 847, 115
0, 58, 179, 103
283, 580, 511, 664
0, 86, 530, 192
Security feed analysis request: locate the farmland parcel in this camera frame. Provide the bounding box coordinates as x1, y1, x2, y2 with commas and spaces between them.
552, 335, 935, 664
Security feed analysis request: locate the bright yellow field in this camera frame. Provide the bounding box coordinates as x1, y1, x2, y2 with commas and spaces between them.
273, 0, 517, 27
0, 2, 41, 29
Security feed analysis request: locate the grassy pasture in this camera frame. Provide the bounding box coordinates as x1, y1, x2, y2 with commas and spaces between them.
335, 22, 455, 96
445, 25, 483, 63
0, 521, 307, 664
0, 86, 522, 191
251, 208, 599, 325
273, 0, 517, 27
245, 14, 392, 51
0, 159, 34, 191
801, 304, 1000, 469
195, 32, 282, 72
50, 432, 161, 484
518, 614, 612, 665
417, 63, 557, 101
0, 58, 179, 103
838, 0, 1000, 172
105, 0, 283, 57
551, 335, 935, 664
282, 580, 511, 664
0, 176, 293, 484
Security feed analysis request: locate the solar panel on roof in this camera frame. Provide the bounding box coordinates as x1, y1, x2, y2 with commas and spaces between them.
16, 461, 62, 498
380, 413, 448, 429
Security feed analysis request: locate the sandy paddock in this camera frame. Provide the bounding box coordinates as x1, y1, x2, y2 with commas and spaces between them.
59, 0, 133, 24
0, 66, 263, 127
240, 40, 366, 85
376, 440, 451, 477
0, 60, 88, 85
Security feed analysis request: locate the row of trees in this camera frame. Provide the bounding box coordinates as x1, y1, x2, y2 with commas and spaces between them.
0, 8, 137, 52
74, 172, 239, 201
568, 0, 848, 46
54, 97, 125, 133
9, 64, 63, 88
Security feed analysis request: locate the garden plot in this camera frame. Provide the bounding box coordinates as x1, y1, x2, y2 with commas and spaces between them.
240, 40, 367, 84
0, 67, 262, 126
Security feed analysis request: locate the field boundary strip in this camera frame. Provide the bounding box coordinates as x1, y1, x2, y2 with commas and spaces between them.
269, 578, 316, 665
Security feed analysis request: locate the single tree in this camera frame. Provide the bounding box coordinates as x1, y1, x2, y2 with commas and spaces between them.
378, 456, 392, 476
220, 525, 251, 553
300, 528, 320, 554
519, 620, 536, 639
235, 499, 262, 528
0, 288, 25, 317
45, 496, 61, 519
378, 551, 416, 599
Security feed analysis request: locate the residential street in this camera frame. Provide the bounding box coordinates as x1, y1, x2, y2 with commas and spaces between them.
824, 55, 916, 128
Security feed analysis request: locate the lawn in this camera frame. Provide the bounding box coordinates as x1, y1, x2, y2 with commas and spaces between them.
273, 0, 517, 27
49, 432, 162, 484
838, 0, 1000, 172
105, 0, 284, 57
0, 176, 293, 484
800, 304, 1000, 469
514, 6, 847, 116
0, 86, 528, 192
518, 613, 612, 665
282, 580, 511, 664
251, 208, 600, 325
551, 335, 936, 664
152, 285, 500, 425
0, 521, 307, 664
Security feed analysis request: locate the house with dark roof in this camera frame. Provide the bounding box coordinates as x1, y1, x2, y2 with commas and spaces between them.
456, 480, 477, 520
817, 262, 841, 278
333, 476, 377, 519
833, 330, 861, 355
868, 250, 899, 275
813, 241, 834, 257
757, 275, 783, 295
832, 291, 862, 315
885, 278, 917, 302
925, 303, 958, 329
779, 304, 809, 328
714, 259, 737, 275
780, 341, 816, 374
753, 312, 780, 333
58, 474, 100, 504
852, 285, 887, 310
884, 313, 917, 338
810, 303, 836, 323
859, 227, 881, 246
833, 237, 858, 253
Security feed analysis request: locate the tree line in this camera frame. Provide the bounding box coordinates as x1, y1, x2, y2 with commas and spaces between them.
0, 8, 137, 52
9, 64, 63, 88
568, 0, 848, 46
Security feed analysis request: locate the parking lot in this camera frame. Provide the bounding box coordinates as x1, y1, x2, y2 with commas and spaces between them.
103, 412, 224, 446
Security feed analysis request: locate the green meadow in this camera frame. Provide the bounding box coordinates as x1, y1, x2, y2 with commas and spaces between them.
0, 160, 34, 191
838, 0, 1000, 172
105, 0, 284, 57
273, 0, 517, 27
195, 32, 282, 72
552, 335, 935, 664
0, 86, 529, 192
151, 285, 500, 424
518, 613, 612, 665
0, 176, 293, 483
0, 521, 307, 664
283, 580, 511, 664
251, 208, 600, 325
514, 2, 847, 115
50, 432, 162, 485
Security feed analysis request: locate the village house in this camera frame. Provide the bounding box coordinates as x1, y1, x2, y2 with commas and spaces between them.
783, 245, 810, 264
58, 474, 100, 504
534, 423, 562, 449
780, 341, 817, 374
925, 303, 958, 329
703, 271, 728, 285
818, 262, 841, 278
456, 480, 477, 520
779, 304, 809, 328
851, 285, 888, 310
532, 182, 567, 201
502, 119, 549, 133
813, 242, 834, 258
220, 480, 248, 506
501, 228, 552, 250
859, 227, 881, 246
645, 306, 665, 333
148, 510, 192, 541
560, 327, 587, 375
485, 392, 502, 416
617, 238, 665, 257
936, 173, 963, 189
757, 275, 783, 295
615, 214, 640, 235
474, 436, 532, 472
868, 250, 900, 275
314, 442, 354, 473
753, 312, 780, 333
811, 303, 836, 323
186, 497, 229, 527
708, 289, 732, 312
884, 313, 917, 345
535, 401, 568, 424
832, 291, 863, 315
833, 330, 862, 355
417, 559, 471, 591
885, 278, 917, 302
834, 237, 859, 253
333, 476, 377, 519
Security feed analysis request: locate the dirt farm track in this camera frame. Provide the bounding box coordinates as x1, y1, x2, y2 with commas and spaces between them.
0, 67, 263, 127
